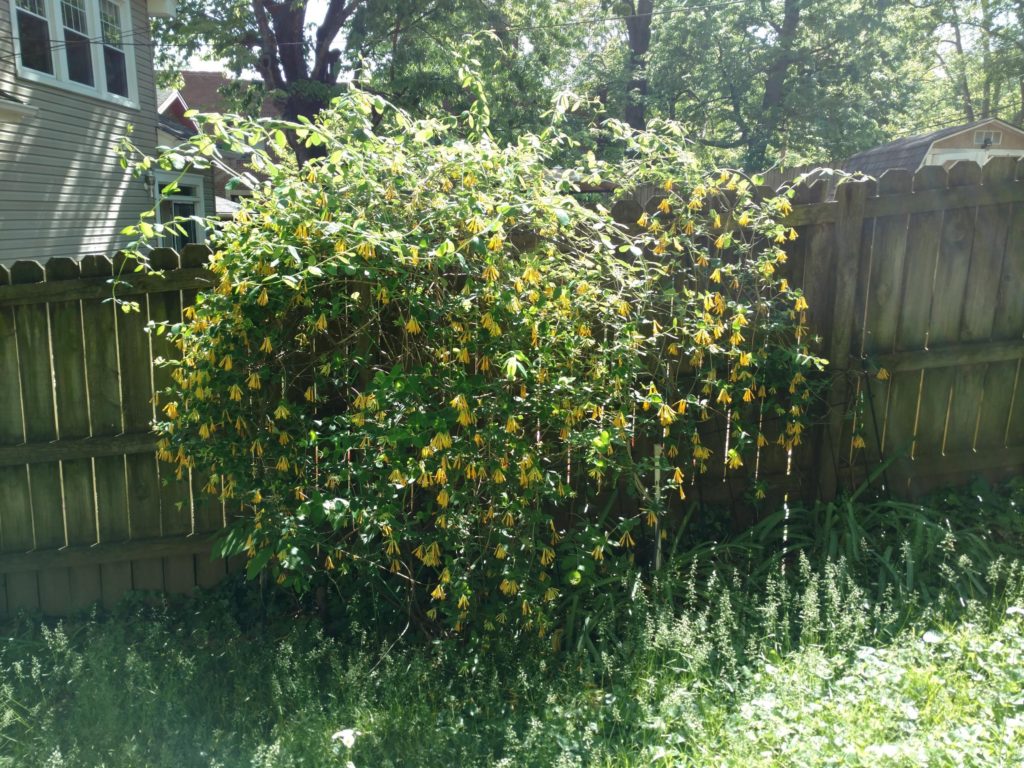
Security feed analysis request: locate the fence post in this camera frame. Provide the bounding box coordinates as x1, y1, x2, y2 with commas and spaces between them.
816, 179, 870, 500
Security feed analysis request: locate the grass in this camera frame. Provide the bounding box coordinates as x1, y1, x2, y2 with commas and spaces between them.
2, 482, 1023, 767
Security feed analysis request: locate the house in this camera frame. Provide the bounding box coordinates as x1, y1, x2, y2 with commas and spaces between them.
154, 86, 217, 242
844, 117, 1024, 178
161, 70, 278, 214
0, 0, 208, 264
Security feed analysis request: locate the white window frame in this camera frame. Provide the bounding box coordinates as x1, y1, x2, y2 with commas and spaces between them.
974, 130, 1003, 146
8, 0, 139, 109
154, 171, 207, 248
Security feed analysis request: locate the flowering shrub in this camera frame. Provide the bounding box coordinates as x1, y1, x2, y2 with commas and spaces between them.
129, 86, 824, 639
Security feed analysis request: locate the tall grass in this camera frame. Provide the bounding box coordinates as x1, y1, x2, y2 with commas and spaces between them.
1, 480, 1022, 767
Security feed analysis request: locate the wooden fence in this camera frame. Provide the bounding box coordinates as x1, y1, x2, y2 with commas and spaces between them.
0, 246, 236, 617
1, 159, 1022, 617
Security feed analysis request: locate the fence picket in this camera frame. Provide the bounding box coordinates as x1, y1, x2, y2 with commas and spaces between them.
886, 166, 946, 496
944, 160, 1014, 464
973, 159, 1024, 458
912, 163, 979, 472
0, 264, 37, 613
79, 255, 133, 607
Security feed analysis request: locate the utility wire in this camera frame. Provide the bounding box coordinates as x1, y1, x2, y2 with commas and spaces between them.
1, 0, 752, 67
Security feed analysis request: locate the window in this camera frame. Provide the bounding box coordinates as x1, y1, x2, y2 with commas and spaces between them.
974, 130, 1003, 147
14, 0, 53, 75
155, 173, 206, 251
99, 0, 126, 97
9, 0, 136, 105
61, 0, 92, 85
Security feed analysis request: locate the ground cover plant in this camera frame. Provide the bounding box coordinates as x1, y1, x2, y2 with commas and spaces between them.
2, 483, 1023, 767
126, 77, 824, 641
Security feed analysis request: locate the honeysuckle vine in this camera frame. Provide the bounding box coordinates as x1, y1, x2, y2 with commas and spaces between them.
122, 82, 826, 641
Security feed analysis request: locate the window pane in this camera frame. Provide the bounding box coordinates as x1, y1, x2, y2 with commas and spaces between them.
60, 0, 87, 32
99, 0, 122, 45
171, 201, 198, 251
103, 46, 127, 96
64, 30, 94, 85
15, 0, 47, 16
16, 9, 53, 74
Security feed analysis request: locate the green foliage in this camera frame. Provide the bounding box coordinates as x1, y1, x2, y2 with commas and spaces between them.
125, 83, 822, 639
2, 522, 1023, 767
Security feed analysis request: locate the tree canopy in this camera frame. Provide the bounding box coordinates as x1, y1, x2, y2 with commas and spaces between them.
152, 0, 1024, 169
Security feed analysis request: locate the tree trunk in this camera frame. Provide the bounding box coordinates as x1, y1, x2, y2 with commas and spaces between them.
950, 12, 976, 122
744, 0, 801, 171
624, 0, 654, 131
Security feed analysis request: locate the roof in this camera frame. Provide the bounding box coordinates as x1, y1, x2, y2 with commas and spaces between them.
844, 118, 1023, 177
158, 114, 196, 141
215, 195, 241, 217
178, 71, 280, 119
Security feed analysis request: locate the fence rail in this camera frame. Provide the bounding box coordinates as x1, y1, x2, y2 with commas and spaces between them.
1, 158, 1022, 617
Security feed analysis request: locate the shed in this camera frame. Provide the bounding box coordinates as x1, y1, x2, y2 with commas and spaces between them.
843, 117, 1024, 176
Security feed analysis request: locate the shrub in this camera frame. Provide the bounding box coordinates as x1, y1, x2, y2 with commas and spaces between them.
124, 81, 823, 639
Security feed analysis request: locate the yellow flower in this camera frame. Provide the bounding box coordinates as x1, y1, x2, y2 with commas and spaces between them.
737, 211, 751, 227
506, 416, 520, 434
658, 197, 671, 214
276, 456, 289, 471
487, 234, 504, 251
618, 530, 635, 548
304, 386, 316, 402
260, 337, 273, 353
257, 288, 269, 307
405, 316, 422, 334
431, 584, 446, 601
482, 264, 500, 282
876, 367, 890, 381
247, 372, 261, 390
314, 313, 328, 332
220, 355, 233, 371
436, 489, 450, 508
274, 403, 290, 420
229, 384, 243, 401
591, 544, 605, 562
357, 241, 375, 259
714, 234, 727, 250
636, 212, 649, 228
457, 594, 470, 610
658, 404, 676, 426
852, 435, 867, 449
727, 450, 743, 469
163, 401, 179, 419
743, 388, 754, 403
540, 547, 555, 566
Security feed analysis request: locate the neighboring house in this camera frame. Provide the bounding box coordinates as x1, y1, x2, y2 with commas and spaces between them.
167, 70, 278, 214
0, 0, 211, 264
154, 86, 217, 242
844, 117, 1024, 177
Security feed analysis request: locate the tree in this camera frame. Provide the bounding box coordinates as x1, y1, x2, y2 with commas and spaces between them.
152, 0, 596, 156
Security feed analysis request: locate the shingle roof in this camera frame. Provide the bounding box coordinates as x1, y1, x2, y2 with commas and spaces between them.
158, 114, 196, 141
843, 118, 1023, 177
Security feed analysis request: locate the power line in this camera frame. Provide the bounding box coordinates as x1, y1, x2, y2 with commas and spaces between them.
0, 0, 753, 67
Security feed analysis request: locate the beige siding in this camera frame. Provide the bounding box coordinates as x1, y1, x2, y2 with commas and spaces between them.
0, 0, 158, 264
932, 122, 1024, 150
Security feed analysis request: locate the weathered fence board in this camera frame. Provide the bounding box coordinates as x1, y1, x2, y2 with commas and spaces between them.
1, 162, 1023, 617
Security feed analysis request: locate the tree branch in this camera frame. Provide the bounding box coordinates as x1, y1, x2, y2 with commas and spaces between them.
312, 0, 363, 82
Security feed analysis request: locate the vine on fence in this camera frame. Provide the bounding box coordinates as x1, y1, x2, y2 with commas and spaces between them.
123, 81, 825, 640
